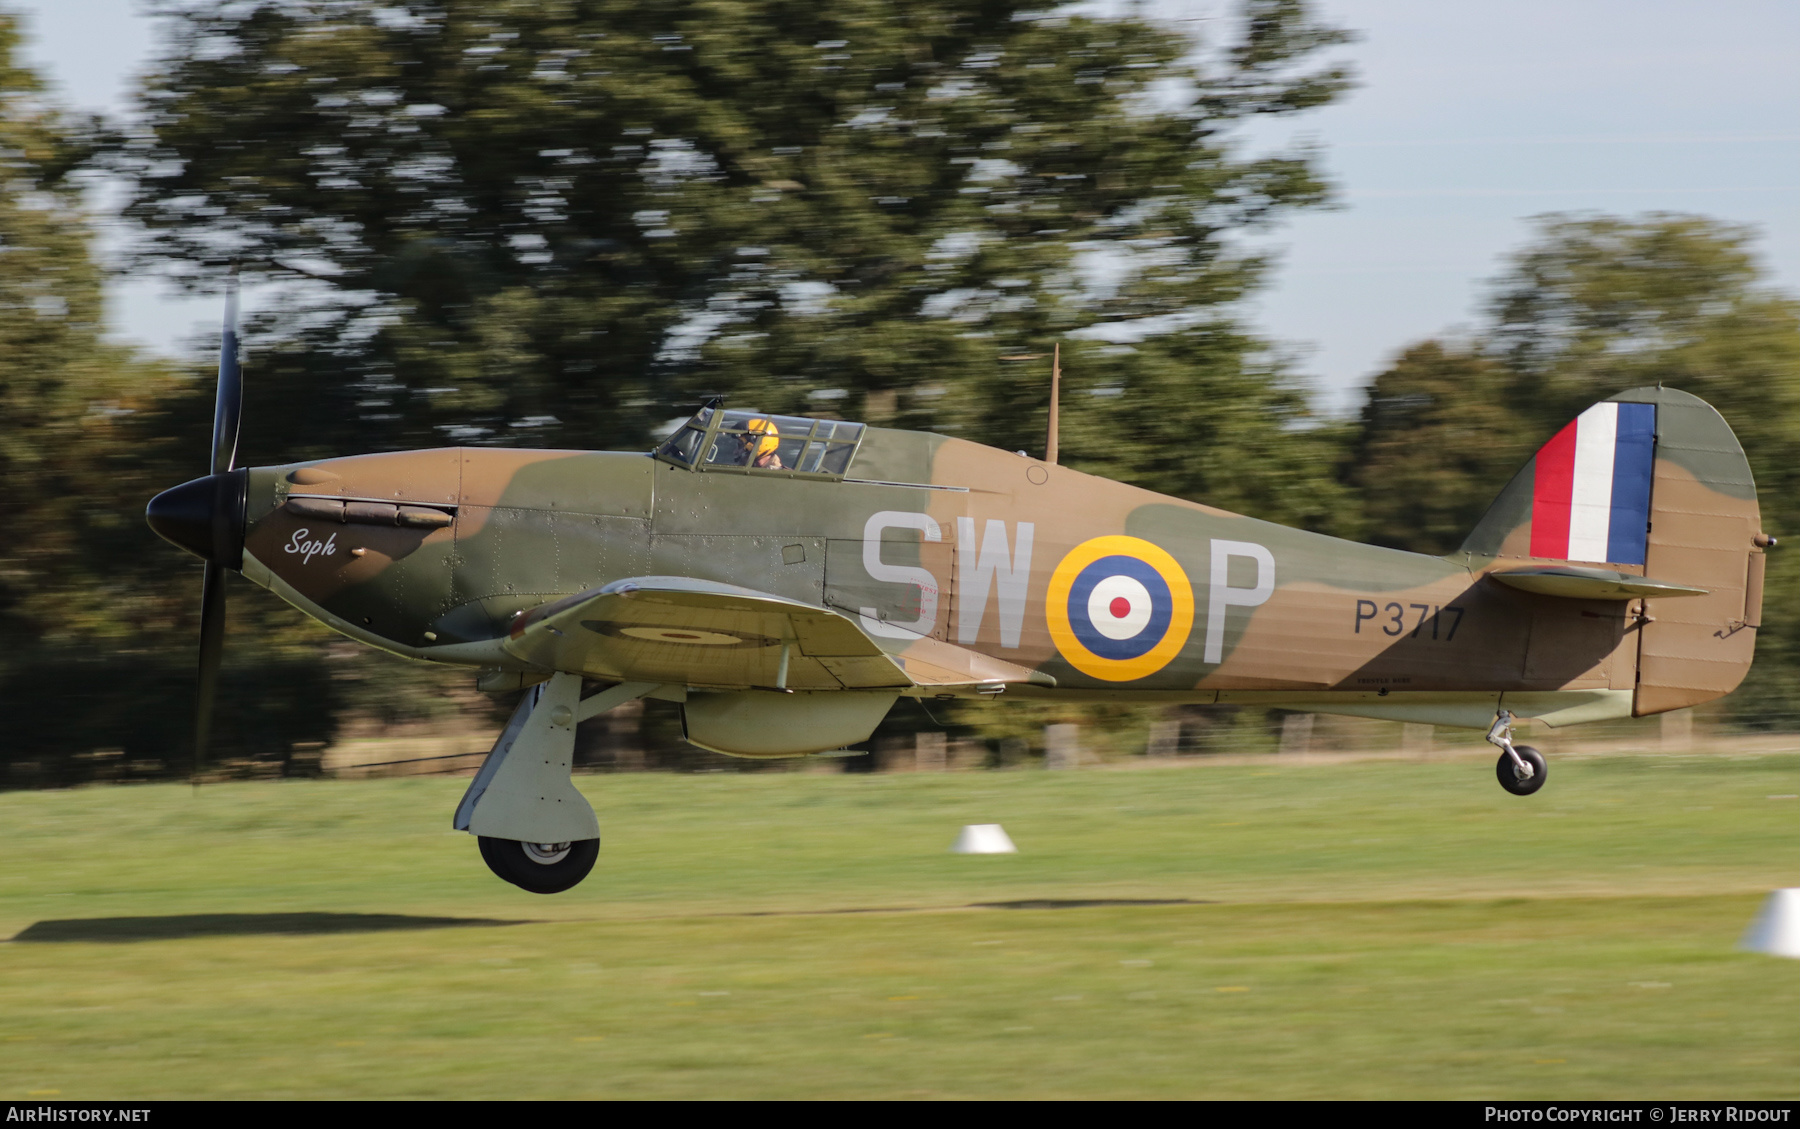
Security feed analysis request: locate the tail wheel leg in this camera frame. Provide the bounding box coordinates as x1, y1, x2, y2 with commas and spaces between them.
1486, 710, 1548, 796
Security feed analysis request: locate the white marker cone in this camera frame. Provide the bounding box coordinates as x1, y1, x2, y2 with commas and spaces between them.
951, 824, 1017, 854
1739, 888, 1800, 959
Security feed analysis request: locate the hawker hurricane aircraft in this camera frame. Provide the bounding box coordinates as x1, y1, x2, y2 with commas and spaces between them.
148, 298, 1772, 893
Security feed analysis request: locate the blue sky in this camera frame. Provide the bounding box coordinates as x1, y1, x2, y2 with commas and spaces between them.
11, 0, 1798, 414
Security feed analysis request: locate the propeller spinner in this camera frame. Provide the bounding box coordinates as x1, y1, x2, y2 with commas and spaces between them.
145, 268, 246, 780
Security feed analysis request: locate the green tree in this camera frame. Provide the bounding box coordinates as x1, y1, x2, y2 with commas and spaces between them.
0, 14, 371, 783
1484, 214, 1800, 495
1347, 341, 1528, 555
1053, 330, 1357, 535
119, 0, 1354, 467
0, 12, 157, 646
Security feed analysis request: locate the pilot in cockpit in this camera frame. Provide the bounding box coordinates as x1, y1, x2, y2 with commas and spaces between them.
739, 417, 784, 469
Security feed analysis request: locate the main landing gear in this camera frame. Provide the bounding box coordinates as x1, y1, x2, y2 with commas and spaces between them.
1486, 709, 1547, 796
479, 836, 600, 894
454, 675, 661, 894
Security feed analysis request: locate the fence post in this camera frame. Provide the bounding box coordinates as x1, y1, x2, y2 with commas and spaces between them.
1146, 718, 1181, 759
1045, 723, 1080, 770
916, 730, 947, 772
1661, 709, 1693, 752
1401, 722, 1432, 758
1279, 712, 1314, 756
610, 696, 645, 771
999, 736, 1029, 768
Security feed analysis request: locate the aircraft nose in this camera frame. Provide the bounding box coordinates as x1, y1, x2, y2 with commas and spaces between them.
146, 470, 247, 569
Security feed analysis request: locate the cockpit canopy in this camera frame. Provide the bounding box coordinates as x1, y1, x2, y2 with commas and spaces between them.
656, 406, 867, 479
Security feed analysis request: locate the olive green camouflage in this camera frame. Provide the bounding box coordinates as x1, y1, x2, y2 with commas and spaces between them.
202, 385, 1768, 756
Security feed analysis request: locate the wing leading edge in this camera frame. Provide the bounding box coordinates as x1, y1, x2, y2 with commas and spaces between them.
503, 576, 1051, 693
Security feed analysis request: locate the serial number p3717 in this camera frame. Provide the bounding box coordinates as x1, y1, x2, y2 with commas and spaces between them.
1354, 600, 1464, 640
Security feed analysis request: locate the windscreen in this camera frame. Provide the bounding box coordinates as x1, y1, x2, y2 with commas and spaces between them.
657, 406, 714, 466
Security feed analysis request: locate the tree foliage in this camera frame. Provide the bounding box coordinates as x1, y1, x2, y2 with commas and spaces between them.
0, 13, 172, 647
1347, 342, 1526, 555
1055, 332, 1357, 535
121, 0, 1353, 465
0, 14, 402, 782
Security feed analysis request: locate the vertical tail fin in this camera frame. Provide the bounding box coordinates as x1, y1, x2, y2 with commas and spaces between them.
1526, 400, 1657, 565
1462, 387, 1767, 715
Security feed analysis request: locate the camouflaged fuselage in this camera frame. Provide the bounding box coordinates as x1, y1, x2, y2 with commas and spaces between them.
238, 387, 1765, 730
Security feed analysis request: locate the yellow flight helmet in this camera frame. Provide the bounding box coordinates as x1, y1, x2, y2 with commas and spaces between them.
744, 417, 780, 458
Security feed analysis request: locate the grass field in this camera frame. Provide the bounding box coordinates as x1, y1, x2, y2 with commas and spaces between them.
1, 751, 1796, 1099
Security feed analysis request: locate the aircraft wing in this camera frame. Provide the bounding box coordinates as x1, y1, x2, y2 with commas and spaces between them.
884, 634, 1052, 690
502, 576, 1050, 692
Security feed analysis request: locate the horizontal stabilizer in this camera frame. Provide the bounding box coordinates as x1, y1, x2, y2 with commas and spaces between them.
1488, 564, 1707, 600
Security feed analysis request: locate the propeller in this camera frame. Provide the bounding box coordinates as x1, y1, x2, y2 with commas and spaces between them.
145, 264, 246, 783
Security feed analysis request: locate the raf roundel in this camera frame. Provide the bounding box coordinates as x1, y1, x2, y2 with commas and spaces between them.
1046, 535, 1195, 682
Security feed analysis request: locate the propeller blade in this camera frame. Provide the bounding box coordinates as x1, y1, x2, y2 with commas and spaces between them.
211, 265, 242, 476
194, 268, 240, 783
195, 561, 227, 783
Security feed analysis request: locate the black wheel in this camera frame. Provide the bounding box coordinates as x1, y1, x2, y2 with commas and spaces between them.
477, 836, 599, 894
1495, 745, 1547, 796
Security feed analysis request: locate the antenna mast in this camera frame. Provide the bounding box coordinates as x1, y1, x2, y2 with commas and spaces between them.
1045, 342, 1061, 465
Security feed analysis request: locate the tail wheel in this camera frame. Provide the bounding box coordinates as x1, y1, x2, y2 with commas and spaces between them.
1495, 745, 1548, 796
478, 836, 599, 894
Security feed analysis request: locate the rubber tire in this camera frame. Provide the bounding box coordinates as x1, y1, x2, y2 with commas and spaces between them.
1495, 745, 1548, 796
478, 836, 599, 894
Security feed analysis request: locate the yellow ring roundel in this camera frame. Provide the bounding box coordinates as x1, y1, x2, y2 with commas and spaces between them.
1045, 535, 1194, 682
